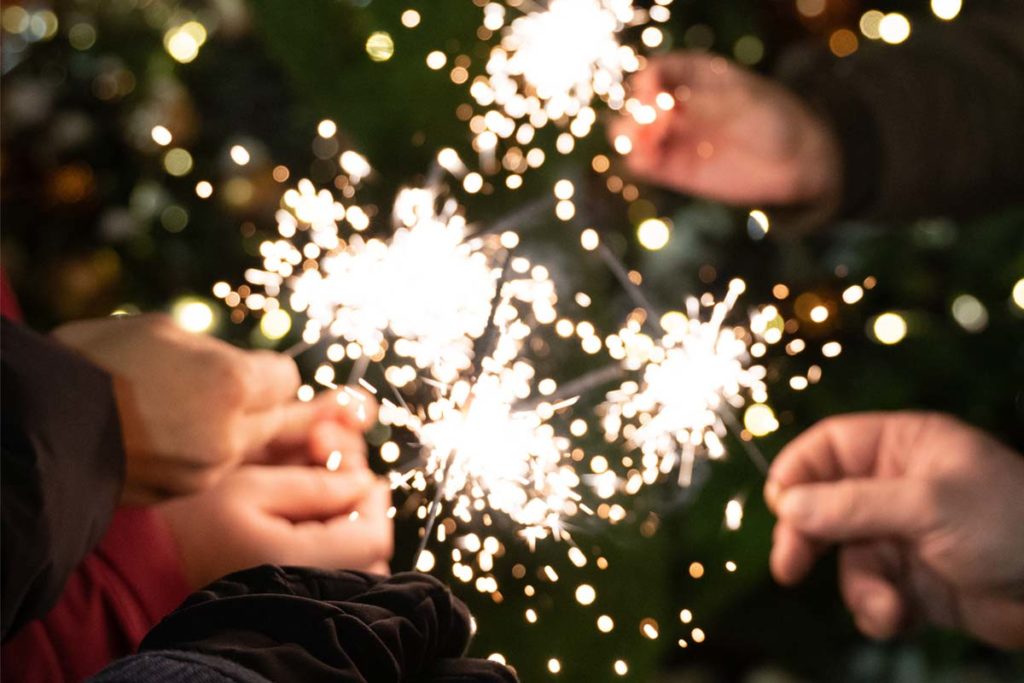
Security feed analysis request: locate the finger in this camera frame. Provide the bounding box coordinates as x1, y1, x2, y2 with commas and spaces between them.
332, 386, 379, 430
240, 398, 328, 455
310, 421, 368, 470
238, 349, 302, 411
367, 561, 391, 576
286, 483, 393, 569
839, 543, 906, 639
766, 413, 893, 508
770, 521, 822, 586
245, 466, 375, 519
778, 478, 935, 541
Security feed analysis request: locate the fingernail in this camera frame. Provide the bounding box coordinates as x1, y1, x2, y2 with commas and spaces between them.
779, 489, 813, 523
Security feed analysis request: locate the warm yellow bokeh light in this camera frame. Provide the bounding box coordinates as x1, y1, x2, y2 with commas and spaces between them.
1012, 278, 1024, 310
743, 404, 778, 437
171, 298, 215, 333
931, 0, 962, 20
366, 31, 395, 62
260, 308, 292, 340
637, 218, 670, 251
879, 13, 911, 44
872, 312, 908, 345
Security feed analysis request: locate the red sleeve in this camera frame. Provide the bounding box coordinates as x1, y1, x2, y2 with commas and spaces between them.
1, 507, 192, 682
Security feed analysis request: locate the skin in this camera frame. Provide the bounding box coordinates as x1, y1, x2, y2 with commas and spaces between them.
157, 466, 393, 588
610, 51, 842, 216
765, 412, 1024, 648
53, 313, 378, 503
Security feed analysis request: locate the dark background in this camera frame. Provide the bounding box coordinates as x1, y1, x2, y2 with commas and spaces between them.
2, 0, 1022, 680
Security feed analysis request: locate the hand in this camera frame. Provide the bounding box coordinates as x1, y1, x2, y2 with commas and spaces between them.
765, 412, 1024, 648
53, 313, 376, 502
157, 466, 393, 589
610, 52, 841, 215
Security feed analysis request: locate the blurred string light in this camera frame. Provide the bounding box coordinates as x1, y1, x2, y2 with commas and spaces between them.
366, 30, 395, 62
870, 312, 908, 344
951, 294, 988, 333
171, 297, 216, 333
163, 20, 207, 63
1013, 279, 1024, 310
877, 12, 911, 44
931, 0, 962, 21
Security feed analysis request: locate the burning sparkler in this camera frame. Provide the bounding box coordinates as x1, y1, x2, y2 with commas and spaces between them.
219, 150, 558, 384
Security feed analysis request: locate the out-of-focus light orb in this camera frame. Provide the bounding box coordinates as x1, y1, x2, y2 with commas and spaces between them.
230, 144, 250, 166
879, 13, 911, 44
829, 29, 859, 58
931, 0, 962, 21
641, 26, 663, 48
809, 305, 829, 323
679, 609, 693, 624
797, 0, 826, 18
859, 10, 885, 39
488, 653, 507, 665
339, 150, 372, 181
547, 658, 561, 674
366, 31, 395, 62
151, 125, 173, 146
575, 584, 596, 605
871, 312, 908, 345
580, 228, 600, 251
260, 308, 292, 340
554, 179, 574, 200
743, 404, 778, 437
613, 660, 628, 676
415, 549, 435, 572
637, 218, 670, 251
462, 172, 484, 194
68, 22, 97, 50
163, 148, 193, 176
597, 615, 615, 632
822, 341, 843, 358
951, 294, 988, 333
613, 134, 633, 155
380, 441, 401, 463
172, 298, 215, 333
724, 498, 743, 530
1012, 278, 1024, 310
195, 180, 213, 198
691, 627, 706, 643
164, 21, 206, 63
426, 50, 447, 70
317, 119, 337, 138
640, 618, 659, 640
401, 9, 421, 28
747, 209, 770, 238
734, 35, 764, 65
842, 284, 864, 304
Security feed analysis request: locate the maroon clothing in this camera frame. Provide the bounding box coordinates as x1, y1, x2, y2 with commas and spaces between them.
2, 508, 191, 682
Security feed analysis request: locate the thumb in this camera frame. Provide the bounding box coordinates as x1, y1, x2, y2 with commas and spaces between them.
778, 478, 935, 541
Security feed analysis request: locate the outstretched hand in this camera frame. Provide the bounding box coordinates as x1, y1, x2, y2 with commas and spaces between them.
766, 412, 1024, 648
610, 51, 841, 219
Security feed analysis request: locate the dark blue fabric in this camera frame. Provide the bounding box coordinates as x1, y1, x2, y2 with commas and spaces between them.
89, 650, 271, 683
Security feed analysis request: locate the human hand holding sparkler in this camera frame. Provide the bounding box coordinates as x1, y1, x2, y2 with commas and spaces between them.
53, 313, 360, 502
610, 52, 841, 218
766, 412, 1024, 648
157, 466, 393, 589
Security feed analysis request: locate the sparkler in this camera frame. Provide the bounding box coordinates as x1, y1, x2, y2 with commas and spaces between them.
219, 154, 558, 384
600, 279, 776, 487
462, 0, 675, 180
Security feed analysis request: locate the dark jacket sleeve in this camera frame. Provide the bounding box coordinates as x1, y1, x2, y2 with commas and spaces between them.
1, 317, 126, 640
125, 566, 517, 683
780, 0, 1024, 223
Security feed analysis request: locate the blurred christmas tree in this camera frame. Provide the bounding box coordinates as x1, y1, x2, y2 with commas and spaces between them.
2, 0, 1022, 680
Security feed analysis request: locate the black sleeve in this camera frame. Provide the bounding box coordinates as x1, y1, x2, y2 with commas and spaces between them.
133, 565, 518, 683
779, 0, 1024, 223
1, 317, 125, 640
